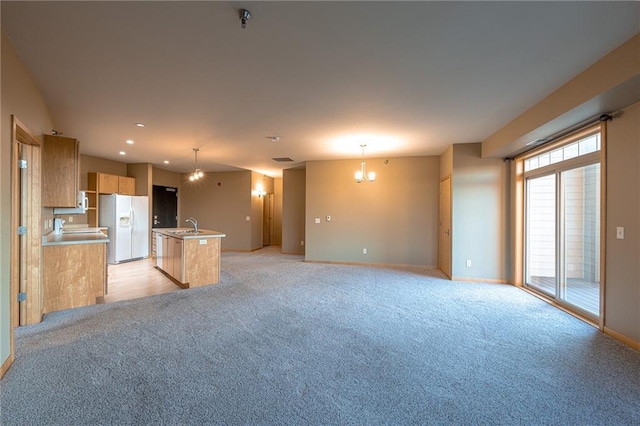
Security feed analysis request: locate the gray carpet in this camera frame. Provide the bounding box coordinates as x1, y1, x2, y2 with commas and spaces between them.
1, 248, 639, 425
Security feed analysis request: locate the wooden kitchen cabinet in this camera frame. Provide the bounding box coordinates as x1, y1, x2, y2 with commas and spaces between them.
97, 173, 119, 194
42, 135, 79, 207
154, 230, 222, 287
43, 243, 107, 314
118, 176, 136, 195
87, 172, 137, 226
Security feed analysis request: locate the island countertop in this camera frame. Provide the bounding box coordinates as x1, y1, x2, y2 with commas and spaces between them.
153, 228, 226, 239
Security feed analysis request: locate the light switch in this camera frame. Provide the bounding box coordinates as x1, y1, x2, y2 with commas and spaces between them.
245, 216, 251, 221
314, 218, 321, 224
616, 226, 625, 239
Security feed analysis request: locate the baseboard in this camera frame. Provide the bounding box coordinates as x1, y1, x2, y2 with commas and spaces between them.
451, 276, 510, 284
604, 327, 640, 351
304, 259, 439, 271
0, 354, 14, 379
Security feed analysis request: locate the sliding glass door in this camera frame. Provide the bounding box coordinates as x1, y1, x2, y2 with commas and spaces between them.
524, 127, 603, 318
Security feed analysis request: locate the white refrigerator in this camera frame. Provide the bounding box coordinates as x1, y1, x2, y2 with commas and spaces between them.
99, 194, 149, 264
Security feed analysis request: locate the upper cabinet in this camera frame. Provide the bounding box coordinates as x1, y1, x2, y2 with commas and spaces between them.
87, 172, 136, 226
89, 172, 136, 195
97, 173, 119, 194
118, 176, 136, 195
42, 135, 79, 207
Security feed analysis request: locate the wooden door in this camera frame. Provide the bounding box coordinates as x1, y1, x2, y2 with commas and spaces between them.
262, 193, 273, 246
439, 176, 452, 279
152, 185, 178, 228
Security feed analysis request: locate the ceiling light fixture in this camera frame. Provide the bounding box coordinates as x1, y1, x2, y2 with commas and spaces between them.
135, 123, 145, 127
355, 144, 376, 183
239, 8, 251, 29
126, 139, 134, 144
189, 148, 204, 181
119, 151, 126, 156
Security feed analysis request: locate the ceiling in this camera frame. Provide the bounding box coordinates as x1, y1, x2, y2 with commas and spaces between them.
2, 1, 638, 177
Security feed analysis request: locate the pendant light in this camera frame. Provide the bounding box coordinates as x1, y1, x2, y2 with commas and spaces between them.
189, 148, 204, 181
355, 144, 376, 183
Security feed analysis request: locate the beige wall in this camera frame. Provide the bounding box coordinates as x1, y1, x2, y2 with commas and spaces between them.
605, 102, 640, 342
79, 154, 128, 189
485, 33, 640, 346
451, 143, 510, 281
1, 29, 54, 370
180, 171, 253, 251
282, 169, 306, 254
306, 156, 440, 266
152, 166, 182, 188
127, 163, 152, 196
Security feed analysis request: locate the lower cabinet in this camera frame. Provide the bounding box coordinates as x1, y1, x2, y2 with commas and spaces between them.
43, 243, 107, 314
154, 232, 221, 287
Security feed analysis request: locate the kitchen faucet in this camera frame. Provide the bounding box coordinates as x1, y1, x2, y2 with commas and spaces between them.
186, 217, 198, 233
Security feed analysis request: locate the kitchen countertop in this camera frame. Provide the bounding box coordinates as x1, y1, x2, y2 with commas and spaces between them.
43, 228, 110, 246
153, 228, 226, 239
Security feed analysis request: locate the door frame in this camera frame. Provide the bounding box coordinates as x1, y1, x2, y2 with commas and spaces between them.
515, 122, 606, 329
439, 175, 452, 279
2, 116, 41, 378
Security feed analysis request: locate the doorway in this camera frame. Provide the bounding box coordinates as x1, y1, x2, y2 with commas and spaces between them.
152, 185, 178, 228
3, 116, 41, 378
439, 176, 452, 278
263, 193, 274, 246
523, 125, 604, 319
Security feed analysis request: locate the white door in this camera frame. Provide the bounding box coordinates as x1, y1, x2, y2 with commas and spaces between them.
115, 195, 132, 262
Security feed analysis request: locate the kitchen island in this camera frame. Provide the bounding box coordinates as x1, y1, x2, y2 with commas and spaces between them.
42, 228, 109, 313
153, 228, 225, 288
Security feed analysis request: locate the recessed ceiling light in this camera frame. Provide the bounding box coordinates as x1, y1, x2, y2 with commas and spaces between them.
119, 151, 126, 155
163, 160, 170, 164
126, 139, 134, 144
135, 123, 145, 127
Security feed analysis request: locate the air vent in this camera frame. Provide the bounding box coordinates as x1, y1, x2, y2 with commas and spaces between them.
272, 157, 294, 162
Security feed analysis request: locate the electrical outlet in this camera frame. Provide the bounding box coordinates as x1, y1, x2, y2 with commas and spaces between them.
466, 259, 472, 267
363, 248, 367, 255
616, 226, 625, 239
245, 216, 251, 221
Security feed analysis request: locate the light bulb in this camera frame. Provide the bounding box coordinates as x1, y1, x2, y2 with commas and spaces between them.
189, 175, 195, 182
355, 170, 363, 182
198, 170, 204, 178
367, 171, 376, 182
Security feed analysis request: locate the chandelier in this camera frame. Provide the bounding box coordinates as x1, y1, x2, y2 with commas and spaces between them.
355, 144, 376, 183
189, 148, 204, 181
